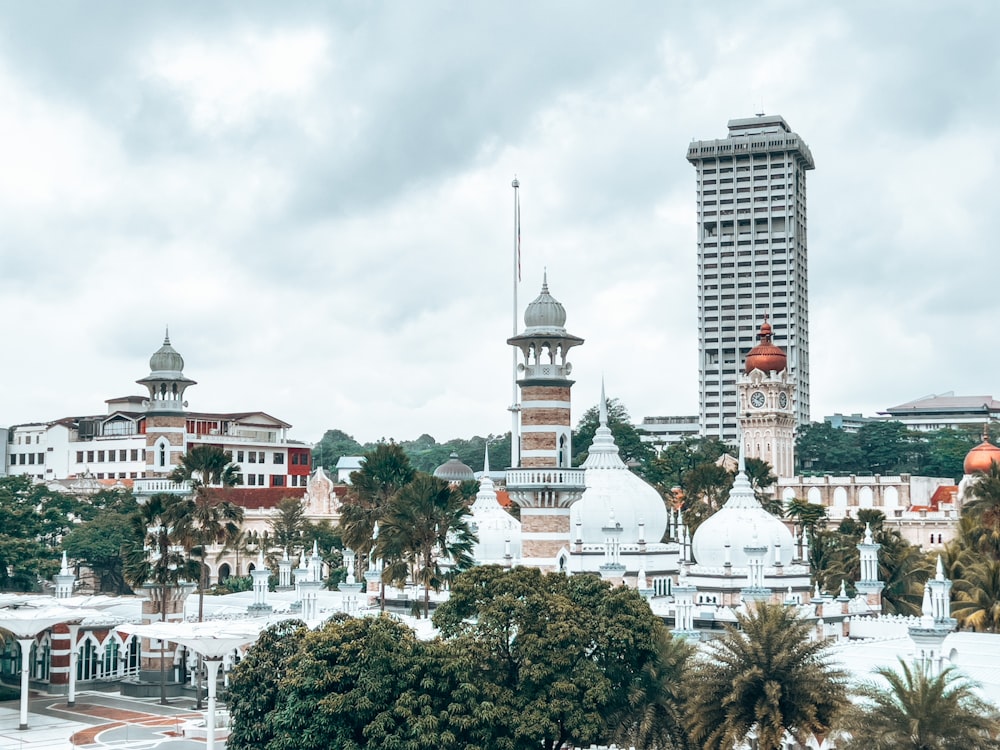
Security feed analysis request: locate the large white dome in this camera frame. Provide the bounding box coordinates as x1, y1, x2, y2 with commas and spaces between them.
691, 459, 794, 567
571, 392, 668, 544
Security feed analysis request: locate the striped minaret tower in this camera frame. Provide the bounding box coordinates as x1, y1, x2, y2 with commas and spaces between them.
505, 273, 587, 570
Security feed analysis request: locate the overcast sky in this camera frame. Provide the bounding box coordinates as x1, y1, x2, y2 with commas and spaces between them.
1, 2, 997, 447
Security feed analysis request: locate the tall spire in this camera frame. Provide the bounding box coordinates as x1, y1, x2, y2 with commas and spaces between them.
483, 444, 490, 474
599, 377, 608, 426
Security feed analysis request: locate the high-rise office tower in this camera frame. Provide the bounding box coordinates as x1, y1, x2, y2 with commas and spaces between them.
687, 115, 815, 444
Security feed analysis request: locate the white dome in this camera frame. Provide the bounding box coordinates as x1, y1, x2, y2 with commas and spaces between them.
469, 460, 521, 564
571, 390, 668, 544
691, 457, 794, 567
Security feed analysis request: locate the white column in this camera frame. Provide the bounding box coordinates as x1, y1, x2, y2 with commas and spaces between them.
204, 657, 224, 750
18, 637, 34, 730
67, 623, 81, 707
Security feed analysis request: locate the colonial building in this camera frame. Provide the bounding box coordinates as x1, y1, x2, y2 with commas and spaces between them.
4, 333, 312, 490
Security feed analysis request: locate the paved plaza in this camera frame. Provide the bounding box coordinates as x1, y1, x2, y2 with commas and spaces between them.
0, 690, 214, 749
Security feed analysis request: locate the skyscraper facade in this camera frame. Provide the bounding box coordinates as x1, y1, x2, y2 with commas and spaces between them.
687, 115, 815, 444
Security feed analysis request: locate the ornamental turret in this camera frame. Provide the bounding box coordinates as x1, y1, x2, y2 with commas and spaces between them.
505, 273, 586, 569
138, 330, 196, 476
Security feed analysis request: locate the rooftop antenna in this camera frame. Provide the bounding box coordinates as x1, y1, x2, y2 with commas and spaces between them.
755, 98, 765, 117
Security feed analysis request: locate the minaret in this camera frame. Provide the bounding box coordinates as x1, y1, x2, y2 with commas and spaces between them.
908, 557, 957, 677
137, 330, 196, 477
505, 274, 587, 569
53, 551, 76, 599
738, 318, 796, 478
855, 523, 885, 610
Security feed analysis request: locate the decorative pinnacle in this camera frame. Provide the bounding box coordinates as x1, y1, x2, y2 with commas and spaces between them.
936, 555, 946, 581
599, 377, 608, 427
163, 326, 171, 345
512, 176, 519, 189
483, 444, 490, 474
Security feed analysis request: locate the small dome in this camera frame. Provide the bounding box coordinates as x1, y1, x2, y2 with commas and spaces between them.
149, 331, 185, 374
524, 274, 567, 330
964, 433, 1000, 474
433, 452, 475, 482
691, 456, 794, 567
469, 469, 521, 563
745, 319, 787, 374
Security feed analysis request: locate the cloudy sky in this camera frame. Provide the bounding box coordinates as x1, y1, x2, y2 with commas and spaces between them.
1, 2, 997, 447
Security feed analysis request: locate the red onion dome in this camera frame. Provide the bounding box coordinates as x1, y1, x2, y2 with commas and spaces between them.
744, 320, 787, 374
964, 432, 1000, 474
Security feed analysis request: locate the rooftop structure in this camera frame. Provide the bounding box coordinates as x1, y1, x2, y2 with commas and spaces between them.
882, 392, 1000, 432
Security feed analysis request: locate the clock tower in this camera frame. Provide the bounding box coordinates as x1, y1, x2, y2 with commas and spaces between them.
738, 319, 796, 478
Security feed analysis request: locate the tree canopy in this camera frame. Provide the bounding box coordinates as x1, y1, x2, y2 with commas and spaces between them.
686, 603, 847, 750
229, 567, 693, 750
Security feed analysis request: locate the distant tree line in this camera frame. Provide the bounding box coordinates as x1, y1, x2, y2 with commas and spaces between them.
796, 421, 999, 480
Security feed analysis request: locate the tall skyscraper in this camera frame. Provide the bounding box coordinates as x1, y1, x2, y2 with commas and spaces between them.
687, 114, 815, 444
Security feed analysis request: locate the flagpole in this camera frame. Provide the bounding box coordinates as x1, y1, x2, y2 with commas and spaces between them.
510, 177, 521, 469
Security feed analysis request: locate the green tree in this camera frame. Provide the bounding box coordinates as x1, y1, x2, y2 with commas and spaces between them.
857, 420, 924, 474
227, 619, 309, 750
795, 422, 862, 474
686, 603, 847, 750
613, 627, 695, 750
961, 460, 1000, 559
62, 511, 140, 594
838, 660, 999, 749
377, 473, 476, 618
338, 443, 415, 607
680, 462, 732, 532
921, 426, 980, 480
122, 493, 200, 704
234, 615, 487, 750
0, 476, 82, 591
435, 566, 679, 750
170, 443, 242, 487
573, 397, 655, 467
785, 497, 828, 539
310, 429, 364, 472
745, 457, 780, 514
953, 558, 1000, 632
269, 496, 308, 552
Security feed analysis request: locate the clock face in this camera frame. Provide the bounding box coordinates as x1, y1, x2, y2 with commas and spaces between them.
750, 391, 766, 409
778, 392, 789, 409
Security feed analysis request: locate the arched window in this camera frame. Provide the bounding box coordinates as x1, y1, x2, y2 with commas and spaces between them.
102, 639, 119, 679
124, 636, 141, 676
78, 638, 99, 681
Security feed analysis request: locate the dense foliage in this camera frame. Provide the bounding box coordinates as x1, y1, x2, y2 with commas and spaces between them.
686, 603, 847, 750
838, 660, 1000, 749
312, 428, 512, 475
228, 567, 694, 750
796, 421, 998, 480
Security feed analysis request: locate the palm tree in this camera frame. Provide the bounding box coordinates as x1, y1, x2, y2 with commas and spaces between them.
962, 460, 1000, 559
613, 628, 695, 750
123, 493, 200, 704
376, 473, 476, 618
338, 443, 415, 608
953, 558, 1000, 632
686, 602, 847, 750
170, 444, 242, 488
838, 659, 999, 749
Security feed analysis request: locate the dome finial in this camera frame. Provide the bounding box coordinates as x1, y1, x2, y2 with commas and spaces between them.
738, 427, 746, 474
599, 377, 608, 427
164, 326, 170, 345
483, 444, 490, 474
